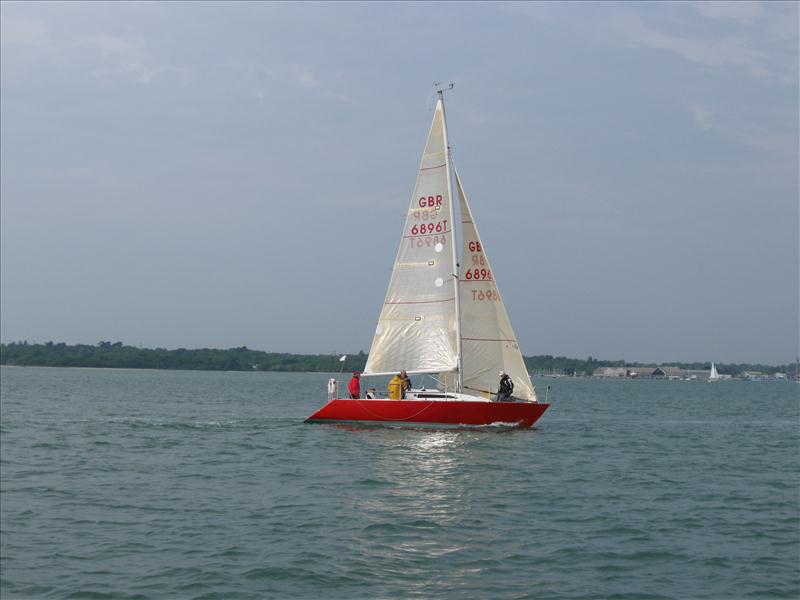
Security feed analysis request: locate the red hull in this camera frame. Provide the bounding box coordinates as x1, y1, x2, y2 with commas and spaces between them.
306, 398, 549, 428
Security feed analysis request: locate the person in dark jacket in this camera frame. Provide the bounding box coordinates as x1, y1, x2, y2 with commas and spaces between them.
348, 371, 361, 399
495, 371, 514, 402
400, 370, 411, 395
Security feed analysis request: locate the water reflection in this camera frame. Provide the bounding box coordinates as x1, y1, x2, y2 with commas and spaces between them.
342, 427, 509, 581
320, 422, 538, 592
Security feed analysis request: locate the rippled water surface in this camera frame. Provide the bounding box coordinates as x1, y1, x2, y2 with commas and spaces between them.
1, 366, 798, 599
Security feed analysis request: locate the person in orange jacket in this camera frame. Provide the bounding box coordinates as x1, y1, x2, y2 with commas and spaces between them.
348, 371, 361, 399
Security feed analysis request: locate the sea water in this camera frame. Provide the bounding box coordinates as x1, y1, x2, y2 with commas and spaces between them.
1, 366, 798, 599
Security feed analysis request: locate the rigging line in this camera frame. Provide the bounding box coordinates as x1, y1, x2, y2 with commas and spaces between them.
438, 84, 461, 394
463, 385, 533, 403
464, 385, 496, 396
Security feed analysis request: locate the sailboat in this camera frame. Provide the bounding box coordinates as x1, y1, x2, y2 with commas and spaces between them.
306, 91, 549, 428
708, 362, 720, 383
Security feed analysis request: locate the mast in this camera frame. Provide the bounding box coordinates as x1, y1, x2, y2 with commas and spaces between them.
438, 85, 463, 392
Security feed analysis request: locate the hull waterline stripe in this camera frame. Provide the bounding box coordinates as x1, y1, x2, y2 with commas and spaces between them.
306, 419, 526, 429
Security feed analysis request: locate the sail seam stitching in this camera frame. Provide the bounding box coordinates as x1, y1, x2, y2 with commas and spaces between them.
402, 229, 452, 239
384, 298, 455, 305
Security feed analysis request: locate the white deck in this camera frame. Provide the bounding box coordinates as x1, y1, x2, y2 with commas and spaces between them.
402, 389, 491, 402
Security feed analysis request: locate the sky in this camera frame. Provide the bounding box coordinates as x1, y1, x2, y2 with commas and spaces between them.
1, 1, 797, 365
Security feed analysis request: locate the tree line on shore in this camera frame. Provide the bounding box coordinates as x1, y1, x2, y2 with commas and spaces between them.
0, 341, 793, 378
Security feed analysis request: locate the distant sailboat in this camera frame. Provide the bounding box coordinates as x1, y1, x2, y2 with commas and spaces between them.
306, 91, 548, 428
708, 362, 720, 383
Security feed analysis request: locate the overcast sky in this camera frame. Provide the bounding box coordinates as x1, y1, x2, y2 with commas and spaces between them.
1, 1, 797, 364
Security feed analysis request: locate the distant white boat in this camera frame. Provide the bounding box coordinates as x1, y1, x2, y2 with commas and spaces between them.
708, 362, 720, 382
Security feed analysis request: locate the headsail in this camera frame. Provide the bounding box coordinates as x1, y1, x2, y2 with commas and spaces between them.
363, 100, 458, 376
449, 169, 536, 401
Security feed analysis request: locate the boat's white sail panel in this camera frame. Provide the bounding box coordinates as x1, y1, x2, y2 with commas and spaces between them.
709, 362, 719, 380
363, 100, 458, 376
449, 171, 536, 401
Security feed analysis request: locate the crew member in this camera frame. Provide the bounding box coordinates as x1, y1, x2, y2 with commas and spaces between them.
496, 371, 514, 402
388, 370, 411, 399
400, 370, 411, 395
348, 370, 361, 399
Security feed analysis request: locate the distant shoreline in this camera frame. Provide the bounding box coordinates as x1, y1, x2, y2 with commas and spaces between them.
1, 364, 164, 373
2, 364, 794, 383
1, 342, 795, 379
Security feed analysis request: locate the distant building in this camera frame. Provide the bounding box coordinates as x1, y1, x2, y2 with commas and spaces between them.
593, 367, 650, 378
743, 371, 764, 380
592, 366, 730, 380
592, 367, 654, 379
650, 367, 685, 380
594, 367, 627, 378
684, 369, 710, 380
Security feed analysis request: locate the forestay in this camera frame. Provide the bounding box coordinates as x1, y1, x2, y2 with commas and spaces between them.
363, 100, 459, 376
449, 170, 536, 401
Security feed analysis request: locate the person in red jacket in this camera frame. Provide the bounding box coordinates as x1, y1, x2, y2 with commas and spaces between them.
348, 371, 361, 399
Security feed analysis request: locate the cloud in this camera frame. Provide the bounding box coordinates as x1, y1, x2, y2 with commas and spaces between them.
503, 2, 797, 84
38, 166, 98, 181
322, 90, 353, 104
76, 33, 166, 84
498, 1, 559, 22
287, 64, 352, 103
690, 1, 765, 24
1, 6, 172, 85
607, 12, 773, 78
689, 104, 715, 131
0, 13, 49, 47
687, 103, 796, 152
290, 64, 319, 90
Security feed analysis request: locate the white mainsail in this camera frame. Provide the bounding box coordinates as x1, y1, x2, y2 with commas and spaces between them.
709, 362, 719, 381
449, 170, 536, 401
363, 99, 459, 376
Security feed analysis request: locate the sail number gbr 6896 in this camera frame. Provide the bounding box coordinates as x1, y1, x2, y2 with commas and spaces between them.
408, 194, 448, 248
